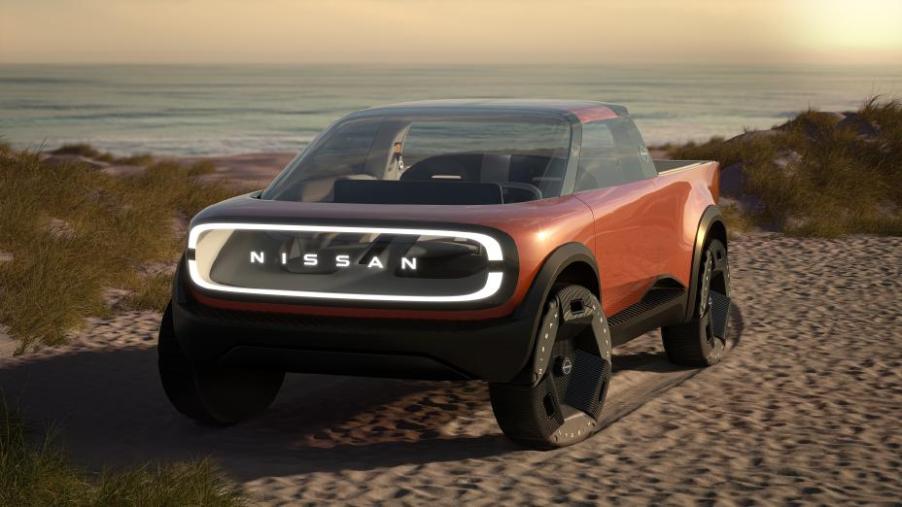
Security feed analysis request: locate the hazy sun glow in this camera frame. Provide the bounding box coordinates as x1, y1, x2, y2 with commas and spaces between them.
1, 0, 901, 64
797, 0, 902, 50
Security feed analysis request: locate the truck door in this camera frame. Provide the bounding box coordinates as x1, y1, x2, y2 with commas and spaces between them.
571, 118, 673, 315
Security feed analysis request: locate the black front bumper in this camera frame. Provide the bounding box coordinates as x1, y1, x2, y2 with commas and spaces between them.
169, 241, 596, 384
170, 266, 542, 383
172, 299, 538, 382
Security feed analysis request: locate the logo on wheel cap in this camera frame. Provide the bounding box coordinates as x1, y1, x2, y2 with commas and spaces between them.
558, 357, 573, 376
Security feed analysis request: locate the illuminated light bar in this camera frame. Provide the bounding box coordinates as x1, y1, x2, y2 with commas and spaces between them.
188, 223, 503, 260
187, 223, 506, 303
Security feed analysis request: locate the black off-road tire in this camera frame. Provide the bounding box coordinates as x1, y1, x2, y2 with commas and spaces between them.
661, 238, 731, 366
158, 303, 284, 426
489, 285, 612, 449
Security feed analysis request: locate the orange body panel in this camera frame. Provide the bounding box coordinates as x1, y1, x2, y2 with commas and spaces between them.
573, 161, 719, 314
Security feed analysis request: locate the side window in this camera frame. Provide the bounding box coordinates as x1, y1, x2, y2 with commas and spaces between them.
576, 122, 620, 191
610, 118, 657, 180
576, 118, 655, 191
303, 120, 382, 178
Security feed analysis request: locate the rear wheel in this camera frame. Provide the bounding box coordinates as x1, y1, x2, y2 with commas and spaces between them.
158, 303, 284, 425
661, 238, 731, 366
489, 285, 612, 448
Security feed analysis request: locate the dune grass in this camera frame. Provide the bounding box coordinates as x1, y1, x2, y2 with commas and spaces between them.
662, 97, 901, 236
122, 273, 175, 313
0, 394, 243, 506
0, 147, 245, 349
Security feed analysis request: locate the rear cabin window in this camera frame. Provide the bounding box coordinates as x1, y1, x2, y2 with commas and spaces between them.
575, 118, 656, 191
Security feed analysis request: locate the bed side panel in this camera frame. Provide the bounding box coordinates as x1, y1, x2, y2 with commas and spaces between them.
652, 161, 720, 287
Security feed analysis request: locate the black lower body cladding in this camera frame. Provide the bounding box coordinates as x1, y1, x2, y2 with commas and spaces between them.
171, 295, 534, 382
169, 242, 596, 384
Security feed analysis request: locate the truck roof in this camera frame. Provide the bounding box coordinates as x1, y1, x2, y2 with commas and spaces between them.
350, 99, 629, 123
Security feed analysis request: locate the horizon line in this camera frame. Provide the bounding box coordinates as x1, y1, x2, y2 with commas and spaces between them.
3, 61, 902, 68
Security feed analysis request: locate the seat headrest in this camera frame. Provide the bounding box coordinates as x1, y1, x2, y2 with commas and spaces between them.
480, 154, 511, 183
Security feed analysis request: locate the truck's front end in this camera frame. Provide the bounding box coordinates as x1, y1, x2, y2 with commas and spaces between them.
164, 103, 596, 385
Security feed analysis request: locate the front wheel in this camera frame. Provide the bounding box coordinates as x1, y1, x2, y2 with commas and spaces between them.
661, 238, 732, 366
489, 285, 612, 448
158, 303, 284, 426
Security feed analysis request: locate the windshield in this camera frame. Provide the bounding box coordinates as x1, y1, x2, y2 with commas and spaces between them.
262, 114, 572, 204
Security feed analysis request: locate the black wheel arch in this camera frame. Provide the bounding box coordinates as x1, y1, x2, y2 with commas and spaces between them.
514, 241, 599, 320
684, 206, 728, 322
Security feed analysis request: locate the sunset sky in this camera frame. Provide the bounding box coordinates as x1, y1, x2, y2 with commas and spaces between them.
2, 0, 902, 64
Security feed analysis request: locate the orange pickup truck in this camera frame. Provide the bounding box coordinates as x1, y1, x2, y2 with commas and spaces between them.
159, 100, 732, 448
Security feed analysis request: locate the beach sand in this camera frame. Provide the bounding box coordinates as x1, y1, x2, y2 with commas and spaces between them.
1, 231, 899, 505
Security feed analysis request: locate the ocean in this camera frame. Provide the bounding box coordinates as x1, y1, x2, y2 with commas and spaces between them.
1, 64, 900, 156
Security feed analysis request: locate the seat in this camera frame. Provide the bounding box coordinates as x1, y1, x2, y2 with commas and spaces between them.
481, 153, 543, 203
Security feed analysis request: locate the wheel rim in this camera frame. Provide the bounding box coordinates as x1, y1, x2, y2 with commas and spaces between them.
699, 242, 731, 359
537, 289, 612, 445
489, 286, 613, 447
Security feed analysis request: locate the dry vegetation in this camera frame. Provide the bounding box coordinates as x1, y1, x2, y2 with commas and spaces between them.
660, 97, 901, 236
0, 394, 243, 506
0, 144, 245, 350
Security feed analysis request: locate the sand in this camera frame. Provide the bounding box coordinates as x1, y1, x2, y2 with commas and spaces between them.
1, 232, 899, 504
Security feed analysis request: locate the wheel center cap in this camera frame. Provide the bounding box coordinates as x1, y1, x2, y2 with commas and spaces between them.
558, 357, 573, 376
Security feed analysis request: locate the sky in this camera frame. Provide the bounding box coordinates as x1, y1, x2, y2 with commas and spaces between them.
1, 0, 902, 65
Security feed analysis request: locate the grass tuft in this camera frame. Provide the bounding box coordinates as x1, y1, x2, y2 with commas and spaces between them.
188, 160, 218, 176
115, 153, 155, 166
123, 273, 174, 313
665, 97, 901, 237
0, 394, 244, 506
718, 203, 756, 237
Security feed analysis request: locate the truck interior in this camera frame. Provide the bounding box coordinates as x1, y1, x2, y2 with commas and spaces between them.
262, 115, 572, 205
261, 113, 705, 206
